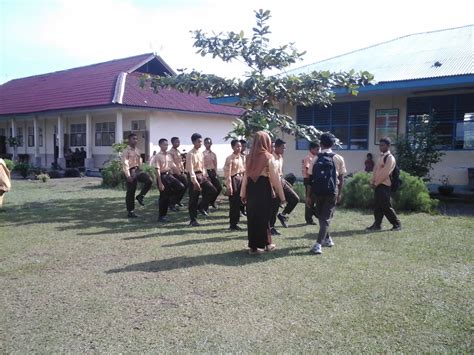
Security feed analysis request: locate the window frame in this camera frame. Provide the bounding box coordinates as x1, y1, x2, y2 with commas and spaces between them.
295, 101, 370, 151
70, 123, 86, 147
95, 122, 116, 146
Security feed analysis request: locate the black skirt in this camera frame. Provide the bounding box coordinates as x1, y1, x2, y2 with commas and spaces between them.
246, 176, 273, 249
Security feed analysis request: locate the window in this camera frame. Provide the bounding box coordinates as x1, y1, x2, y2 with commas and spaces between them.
407, 93, 474, 150
0, 128, 5, 136
70, 123, 86, 146
28, 126, 34, 147
295, 101, 370, 150
95, 122, 116, 146
131, 120, 146, 131
38, 127, 43, 147
16, 127, 24, 147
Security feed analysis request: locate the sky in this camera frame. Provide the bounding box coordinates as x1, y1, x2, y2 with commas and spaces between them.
0, 0, 473, 84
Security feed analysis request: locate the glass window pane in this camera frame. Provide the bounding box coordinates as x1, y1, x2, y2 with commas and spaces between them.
109, 122, 115, 132
431, 95, 455, 121
314, 106, 330, 126
434, 122, 454, 149
350, 125, 368, 150
96, 123, 101, 132
331, 103, 349, 125
331, 126, 349, 149
351, 101, 370, 125
296, 106, 313, 125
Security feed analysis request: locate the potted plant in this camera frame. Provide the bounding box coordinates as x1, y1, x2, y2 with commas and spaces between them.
438, 175, 454, 195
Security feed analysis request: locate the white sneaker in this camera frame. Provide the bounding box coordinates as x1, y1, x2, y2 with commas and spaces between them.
323, 236, 334, 247
310, 243, 322, 254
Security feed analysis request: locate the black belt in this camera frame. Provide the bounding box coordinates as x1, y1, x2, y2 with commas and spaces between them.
232, 173, 244, 178
195, 171, 203, 174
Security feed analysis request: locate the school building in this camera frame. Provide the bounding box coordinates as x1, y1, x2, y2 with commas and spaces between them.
279, 25, 474, 188
0, 53, 242, 170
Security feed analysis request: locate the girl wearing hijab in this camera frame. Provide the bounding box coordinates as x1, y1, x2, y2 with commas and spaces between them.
240, 131, 286, 255
0, 158, 12, 209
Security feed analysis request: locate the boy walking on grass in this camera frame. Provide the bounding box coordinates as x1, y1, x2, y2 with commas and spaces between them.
306, 133, 346, 255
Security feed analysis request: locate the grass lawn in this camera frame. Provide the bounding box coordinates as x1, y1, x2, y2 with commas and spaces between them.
0, 178, 472, 353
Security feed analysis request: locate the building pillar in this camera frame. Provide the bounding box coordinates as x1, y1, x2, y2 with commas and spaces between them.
84, 113, 94, 169
10, 119, 17, 160
57, 115, 66, 168
33, 116, 42, 167
116, 110, 123, 144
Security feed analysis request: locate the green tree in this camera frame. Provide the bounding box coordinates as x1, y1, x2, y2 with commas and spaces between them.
396, 114, 444, 179
141, 9, 373, 142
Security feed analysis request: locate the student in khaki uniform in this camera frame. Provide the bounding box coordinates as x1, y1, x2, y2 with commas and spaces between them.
239, 139, 248, 216
150, 138, 185, 222
203, 137, 222, 209
269, 139, 300, 234
122, 133, 153, 218
306, 133, 346, 255
223, 139, 245, 231
302, 141, 320, 225
367, 137, 401, 231
169, 137, 188, 209
0, 158, 11, 209
186, 133, 218, 227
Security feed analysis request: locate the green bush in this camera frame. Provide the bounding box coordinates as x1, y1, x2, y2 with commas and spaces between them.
36, 173, 50, 183
101, 160, 156, 189
4, 159, 15, 171
48, 169, 62, 179
14, 162, 32, 179
342, 171, 438, 213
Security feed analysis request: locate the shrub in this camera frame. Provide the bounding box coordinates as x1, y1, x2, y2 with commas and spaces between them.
48, 169, 63, 179
14, 162, 31, 179
342, 171, 438, 213
101, 161, 156, 189
36, 173, 50, 183
64, 168, 81, 178
4, 159, 15, 171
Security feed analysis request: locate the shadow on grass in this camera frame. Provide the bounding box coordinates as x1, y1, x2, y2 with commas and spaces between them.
290, 229, 372, 240
106, 246, 308, 273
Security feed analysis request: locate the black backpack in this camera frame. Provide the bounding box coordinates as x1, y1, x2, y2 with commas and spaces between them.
311, 153, 337, 196
384, 154, 402, 192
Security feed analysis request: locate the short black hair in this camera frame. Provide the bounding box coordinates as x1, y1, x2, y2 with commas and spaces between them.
379, 137, 391, 145
191, 133, 202, 143
128, 133, 137, 139
171, 137, 179, 143
309, 141, 320, 150
367, 153, 373, 159
158, 138, 168, 145
239, 139, 247, 144
274, 138, 286, 147
231, 139, 240, 147
204, 137, 212, 143
320, 133, 335, 148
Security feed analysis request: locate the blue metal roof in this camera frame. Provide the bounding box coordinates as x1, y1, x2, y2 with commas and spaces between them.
285, 25, 474, 83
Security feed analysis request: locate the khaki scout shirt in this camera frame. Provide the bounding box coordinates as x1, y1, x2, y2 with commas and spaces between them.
122, 146, 142, 178
149, 151, 178, 175
308, 148, 347, 178
203, 149, 217, 171
169, 147, 184, 173
302, 152, 316, 179
240, 157, 285, 202
223, 153, 245, 190
372, 151, 395, 187
186, 148, 206, 186
272, 152, 284, 177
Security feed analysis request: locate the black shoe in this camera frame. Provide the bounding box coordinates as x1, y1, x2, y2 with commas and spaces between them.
270, 227, 281, 236
169, 206, 179, 212
306, 220, 317, 225
366, 224, 382, 231
189, 220, 200, 227
177, 202, 184, 207
158, 216, 168, 222
241, 210, 247, 216
127, 211, 138, 218
229, 225, 243, 231
277, 213, 288, 228
390, 225, 401, 231
210, 203, 218, 209
136, 195, 145, 206
199, 209, 209, 217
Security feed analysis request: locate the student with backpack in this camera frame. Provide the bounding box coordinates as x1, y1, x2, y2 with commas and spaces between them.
306, 133, 347, 255
367, 137, 401, 231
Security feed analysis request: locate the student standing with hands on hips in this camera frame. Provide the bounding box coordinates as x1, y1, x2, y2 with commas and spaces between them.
224, 139, 246, 231
241, 131, 286, 255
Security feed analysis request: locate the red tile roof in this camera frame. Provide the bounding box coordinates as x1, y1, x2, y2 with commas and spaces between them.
0, 53, 243, 117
